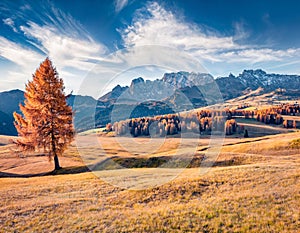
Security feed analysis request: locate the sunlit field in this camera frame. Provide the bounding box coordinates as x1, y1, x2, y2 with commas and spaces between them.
1, 0, 300, 232
1, 130, 300, 232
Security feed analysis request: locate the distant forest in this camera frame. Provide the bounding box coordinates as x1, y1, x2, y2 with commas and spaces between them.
108, 103, 300, 137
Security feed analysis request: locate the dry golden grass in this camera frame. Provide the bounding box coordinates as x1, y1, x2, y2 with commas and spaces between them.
0, 143, 83, 176
0, 166, 299, 232
0, 131, 300, 232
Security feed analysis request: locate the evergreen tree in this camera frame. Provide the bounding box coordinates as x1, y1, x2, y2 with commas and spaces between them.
244, 129, 249, 138
13, 58, 74, 171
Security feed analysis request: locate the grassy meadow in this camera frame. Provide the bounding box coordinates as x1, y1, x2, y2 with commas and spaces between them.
0, 128, 300, 232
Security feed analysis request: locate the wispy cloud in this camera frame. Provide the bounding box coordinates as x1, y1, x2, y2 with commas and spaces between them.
2, 18, 18, 32
0, 1, 106, 92
232, 21, 249, 42
20, 4, 31, 11
1, 1, 300, 94
219, 48, 300, 63
114, 0, 128, 13
119, 2, 300, 65
0, 36, 43, 68
20, 22, 105, 71
121, 2, 235, 52
0, 36, 44, 90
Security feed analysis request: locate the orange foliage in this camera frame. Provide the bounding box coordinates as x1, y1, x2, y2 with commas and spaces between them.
13, 58, 74, 170
113, 109, 237, 137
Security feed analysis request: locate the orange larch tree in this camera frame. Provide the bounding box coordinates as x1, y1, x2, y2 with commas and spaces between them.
13, 58, 74, 171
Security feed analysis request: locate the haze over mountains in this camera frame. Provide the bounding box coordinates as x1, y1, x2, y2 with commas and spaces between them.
1, 69, 300, 135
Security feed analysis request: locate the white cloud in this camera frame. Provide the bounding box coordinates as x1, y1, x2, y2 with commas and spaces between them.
20, 4, 31, 11
1, 1, 300, 95
0, 36, 45, 91
121, 2, 235, 52
0, 1, 107, 93
233, 21, 249, 42
0, 37, 43, 68
17, 3, 107, 72
219, 48, 300, 63
115, 0, 128, 13
3, 18, 18, 32
20, 22, 106, 71
120, 2, 300, 65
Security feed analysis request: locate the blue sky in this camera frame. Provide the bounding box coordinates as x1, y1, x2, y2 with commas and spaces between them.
1, 0, 300, 96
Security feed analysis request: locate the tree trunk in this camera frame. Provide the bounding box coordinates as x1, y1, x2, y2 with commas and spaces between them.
54, 154, 61, 170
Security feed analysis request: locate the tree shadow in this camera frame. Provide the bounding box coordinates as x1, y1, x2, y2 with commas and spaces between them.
0, 155, 248, 178
0, 171, 48, 178
0, 165, 91, 178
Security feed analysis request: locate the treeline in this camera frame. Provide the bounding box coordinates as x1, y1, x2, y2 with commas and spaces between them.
229, 103, 300, 117
275, 103, 300, 115
271, 103, 300, 128
283, 119, 297, 129
227, 103, 300, 128
108, 103, 300, 137
227, 107, 283, 125
227, 109, 255, 119
256, 103, 300, 117
228, 107, 284, 125
112, 110, 238, 137
256, 110, 283, 125
255, 104, 300, 128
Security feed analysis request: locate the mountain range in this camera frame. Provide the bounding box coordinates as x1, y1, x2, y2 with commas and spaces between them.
1, 69, 300, 135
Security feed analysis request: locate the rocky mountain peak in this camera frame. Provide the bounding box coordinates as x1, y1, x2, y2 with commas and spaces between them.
242, 69, 267, 76
162, 71, 214, 89
130, 77, 144, 86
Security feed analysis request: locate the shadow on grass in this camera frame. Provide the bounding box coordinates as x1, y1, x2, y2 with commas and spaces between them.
0, 165, 91, 178
0, 154, 248, 178
0, 171, 50, 178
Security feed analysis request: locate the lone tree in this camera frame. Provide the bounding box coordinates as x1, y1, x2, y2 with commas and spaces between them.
13, 58, 74, 171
